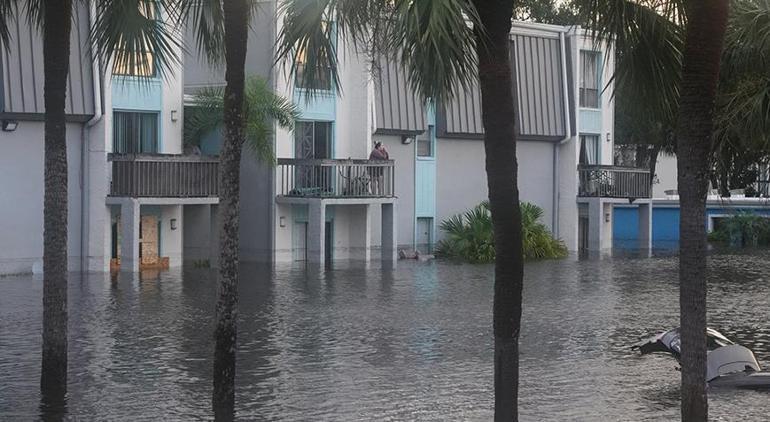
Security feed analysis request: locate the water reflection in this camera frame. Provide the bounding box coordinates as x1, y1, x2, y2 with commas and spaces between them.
1, 253, 770, 420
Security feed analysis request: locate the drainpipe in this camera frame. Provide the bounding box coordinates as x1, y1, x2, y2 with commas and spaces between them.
552, 30, 573, 238
81, 0, 104, 273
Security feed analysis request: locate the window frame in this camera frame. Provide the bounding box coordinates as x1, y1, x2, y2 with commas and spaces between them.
112, 110, 161, 154
579, 50, 601, 110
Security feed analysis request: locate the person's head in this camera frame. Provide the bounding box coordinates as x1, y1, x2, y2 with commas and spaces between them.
374, 142, 383, 150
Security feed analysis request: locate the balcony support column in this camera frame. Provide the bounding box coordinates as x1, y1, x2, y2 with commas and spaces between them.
119, 199, 140, 272
308, 201, 326, 264
381, 202, 397, 264
638, 200, 653, 250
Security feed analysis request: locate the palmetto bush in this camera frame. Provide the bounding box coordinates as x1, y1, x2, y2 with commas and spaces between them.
436, 201, 567, 263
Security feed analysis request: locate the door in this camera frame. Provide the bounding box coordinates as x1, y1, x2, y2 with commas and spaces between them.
416, 217, 434, 253
295, 121, 333, 192
325, 220, 333, 264
140, 215, 160, 265
293, 221, 308, 261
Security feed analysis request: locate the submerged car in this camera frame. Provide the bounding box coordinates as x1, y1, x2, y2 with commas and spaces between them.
633, 327, 770, 389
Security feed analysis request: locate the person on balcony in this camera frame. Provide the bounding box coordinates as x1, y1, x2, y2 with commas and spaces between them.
368, 142, 389, 195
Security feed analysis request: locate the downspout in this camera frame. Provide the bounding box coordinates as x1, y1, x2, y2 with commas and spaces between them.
81, 0, 104, 272
552, 30, 572, 238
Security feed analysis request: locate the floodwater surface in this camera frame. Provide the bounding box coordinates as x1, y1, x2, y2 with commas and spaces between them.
2, 253, 770, 420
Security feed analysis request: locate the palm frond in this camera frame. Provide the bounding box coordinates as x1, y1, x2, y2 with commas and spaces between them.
276, 0, 480, 103
178, 0, 225, 65
185, 76, 299, 165
0, 0, 16, 49
576, 0, 685, 124
92, 0, 184, 80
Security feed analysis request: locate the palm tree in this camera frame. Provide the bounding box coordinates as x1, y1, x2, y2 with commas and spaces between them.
91, 0, 251, 417
1, 0, 74, 403
276, 1, 523, 418
676, 3, 729, 419
184, 76, 299, 165
579, 1, 729, 419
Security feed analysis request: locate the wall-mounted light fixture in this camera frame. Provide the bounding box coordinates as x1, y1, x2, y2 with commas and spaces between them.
2, 120, 18, 132
170, 110, 179, 122
606, 131, 611, 143
401, 135, 414, 145
604, 213, 611, 223
170, 218, 177, 230
279, 216, 286, 227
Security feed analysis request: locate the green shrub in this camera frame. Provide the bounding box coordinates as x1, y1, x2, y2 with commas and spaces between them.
435, 201, 568, 263
708, 213, 770, 247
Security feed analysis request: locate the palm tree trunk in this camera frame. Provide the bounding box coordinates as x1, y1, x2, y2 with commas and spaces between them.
212, 0, 249, 419
473, 1, 523, 420
676, 1, 729, 420
41, 0, 73, 404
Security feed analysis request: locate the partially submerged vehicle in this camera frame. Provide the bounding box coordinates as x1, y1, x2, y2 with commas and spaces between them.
633, 327, 770, 389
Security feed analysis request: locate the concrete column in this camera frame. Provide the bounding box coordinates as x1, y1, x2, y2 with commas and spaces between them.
587, 198, 603, 251
210, 204, 220, 268
381, 202, 397, 262
120, 199, 140, 272
638, 201, 653, 250
308, 201, 326, 264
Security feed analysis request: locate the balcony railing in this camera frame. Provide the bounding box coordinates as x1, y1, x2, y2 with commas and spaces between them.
277, 158, 395, 198
109, 154, 219, 198
578, 165, 651, 199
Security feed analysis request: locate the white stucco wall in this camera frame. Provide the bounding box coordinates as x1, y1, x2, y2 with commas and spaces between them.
160, 205, 183, 267
0, 122, 84, 274
653, 153, 678, 198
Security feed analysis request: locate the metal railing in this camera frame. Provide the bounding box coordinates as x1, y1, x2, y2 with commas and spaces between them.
578, 165, 651, 199
109, 153, 219, 198
277, 158, 395, 198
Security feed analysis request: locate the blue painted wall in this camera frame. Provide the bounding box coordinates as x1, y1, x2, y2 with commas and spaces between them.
614, 205, 770, 243
112, 77, 162, 110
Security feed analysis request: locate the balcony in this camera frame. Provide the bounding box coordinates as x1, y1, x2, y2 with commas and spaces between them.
277, 158, 395, 198
578, 165, 651, 199
109, 154, 219, 198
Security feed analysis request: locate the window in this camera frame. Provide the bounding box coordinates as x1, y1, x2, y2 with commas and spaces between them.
112, 2, 157, 77
579, 135, 600, 165
416, 127, 434, 158
579, 51, 600, 108
294, 22, 334, 91
113, 111, 159, 153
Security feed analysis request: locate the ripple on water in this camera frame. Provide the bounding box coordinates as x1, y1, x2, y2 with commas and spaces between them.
1, 252, 770, 420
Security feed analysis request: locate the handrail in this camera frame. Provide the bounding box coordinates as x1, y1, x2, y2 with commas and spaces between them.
109, 153, 219, 163
109, 153, 219, 198
578, 165, 651, 199
277, 158, 395, 198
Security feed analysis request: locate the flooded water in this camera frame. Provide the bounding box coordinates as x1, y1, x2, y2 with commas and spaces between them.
2, 252, 770, 421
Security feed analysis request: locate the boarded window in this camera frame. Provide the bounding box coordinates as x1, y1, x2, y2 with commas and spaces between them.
113, 111, 159, 153
579, 51, 600, 108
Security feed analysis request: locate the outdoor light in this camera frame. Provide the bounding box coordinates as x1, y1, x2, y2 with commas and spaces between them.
401, 135, 414, 145
170, 110, 179, 122
2, 120, 18, 132
170, 218, 177, 230
605, 213, 611, 223
279, 216, 286, 227
606, 131, 611, 143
